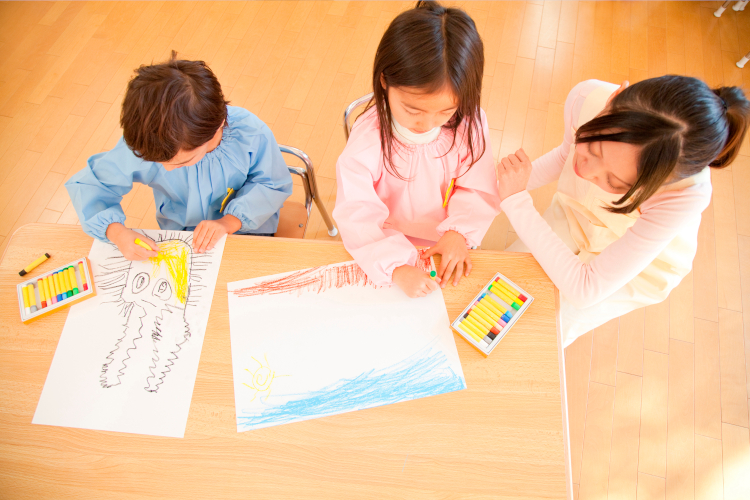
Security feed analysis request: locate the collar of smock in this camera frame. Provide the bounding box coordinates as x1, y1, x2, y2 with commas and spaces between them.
392, 117, 442, 145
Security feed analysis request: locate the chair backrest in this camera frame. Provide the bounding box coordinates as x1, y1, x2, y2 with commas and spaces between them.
343, 92, 374, 141
279, 145, 313, 216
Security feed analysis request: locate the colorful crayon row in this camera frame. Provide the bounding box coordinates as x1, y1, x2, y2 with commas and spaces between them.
454, 275, 530, 348
21, 262, 89, 316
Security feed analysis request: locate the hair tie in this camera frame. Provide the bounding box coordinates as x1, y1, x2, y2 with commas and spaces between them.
721, 97, 728, 112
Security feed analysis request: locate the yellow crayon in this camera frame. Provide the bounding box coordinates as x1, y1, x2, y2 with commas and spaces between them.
42, 276, 55, 306
489, 284, 520, 309
494, 279, 526, 303
476, 301, 507, 327
68, 267, 79, 295
19, 253, 50, 276
467, 309, 494, 331
474, 301, 501, 322
134, 238, 154, 251
483, 294, 509, 315
28, 284, 37, 312
471, 306, 500, 330
78, 262, 89, 291
52, 273, 61, 301
22, 285, 30, 314
457, 321, 484, 343
487, 289, 515, 315
494, 278, 528, 302
479, 297, 505, 316
442, 178, 456, 208
463, 314, 489, 335
37, 279, 46, 308
62, 268, 72, 298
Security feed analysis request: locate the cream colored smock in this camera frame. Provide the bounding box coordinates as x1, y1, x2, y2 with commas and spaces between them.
504, 81, 711, 346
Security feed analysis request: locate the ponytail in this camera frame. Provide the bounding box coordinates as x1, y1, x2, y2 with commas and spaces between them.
710, 86, 750, 168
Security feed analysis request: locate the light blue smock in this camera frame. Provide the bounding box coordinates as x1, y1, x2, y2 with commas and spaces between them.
66, 106, 293, 242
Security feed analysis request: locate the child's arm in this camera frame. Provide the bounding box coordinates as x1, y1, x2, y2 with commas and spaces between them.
220, 126, 293, 234
65, 140, 158, 244
498, 152, 711, 308
333, 152, 432, 291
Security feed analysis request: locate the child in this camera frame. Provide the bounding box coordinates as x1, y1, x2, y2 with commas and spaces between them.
496, 76, 749, 347
333, 1, 500, 298
66, 52, 293, 260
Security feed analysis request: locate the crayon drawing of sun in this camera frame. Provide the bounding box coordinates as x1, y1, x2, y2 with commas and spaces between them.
243, 354, 288, 403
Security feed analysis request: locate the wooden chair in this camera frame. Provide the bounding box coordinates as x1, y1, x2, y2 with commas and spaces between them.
343, 92, 374, 141
275, 145, 338, 239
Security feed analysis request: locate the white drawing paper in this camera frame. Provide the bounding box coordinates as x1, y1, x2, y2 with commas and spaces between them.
33, 230, 226, 438
227, 260, 466, 432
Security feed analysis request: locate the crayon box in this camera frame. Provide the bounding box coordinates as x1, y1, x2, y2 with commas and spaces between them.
16, 257, 96, 324
451, 272, 534, 356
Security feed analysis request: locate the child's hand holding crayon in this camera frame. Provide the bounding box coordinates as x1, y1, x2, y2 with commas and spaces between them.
106, 223, 158, 261
392, 264, 441, 298
422, 230, 472, 288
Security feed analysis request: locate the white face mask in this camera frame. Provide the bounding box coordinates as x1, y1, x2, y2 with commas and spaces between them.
391, 117, 441, 145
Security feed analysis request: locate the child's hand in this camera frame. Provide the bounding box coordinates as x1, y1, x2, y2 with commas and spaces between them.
496, 148, 533, 202
106, 223, 159, 261
392, 264, 441, 298
193, 214, 241, 253
422, 230, 472, 287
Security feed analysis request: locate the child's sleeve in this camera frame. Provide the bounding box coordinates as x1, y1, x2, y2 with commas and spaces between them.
223, 126, 293, 233
436, 110, 501, 247
65, 140, 156, 242
333, 151, 419, 286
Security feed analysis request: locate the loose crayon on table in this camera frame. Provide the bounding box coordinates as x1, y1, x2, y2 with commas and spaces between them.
494, 278, 527, 303
68, 267, 79, 295
18, 253, 50, 276
22, 285, 30, 316
134, 238, 154, 251
37, 279, 46, 308
28, 284, 37, 313
78, 262, 88, 291
489, 284, 521, 310
62, 269, 72, 298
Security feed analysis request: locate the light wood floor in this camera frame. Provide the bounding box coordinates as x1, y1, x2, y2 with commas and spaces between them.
0, 2, 749, 499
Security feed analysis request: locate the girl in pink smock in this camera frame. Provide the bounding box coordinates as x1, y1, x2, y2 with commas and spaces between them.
496, 76, 749, 347
333, 1, 500, 298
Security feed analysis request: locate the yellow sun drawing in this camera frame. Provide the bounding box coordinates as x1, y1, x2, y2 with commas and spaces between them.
243, 354, 288, 402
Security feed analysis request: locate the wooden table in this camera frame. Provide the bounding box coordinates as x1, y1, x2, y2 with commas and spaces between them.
0, 224, 570, 499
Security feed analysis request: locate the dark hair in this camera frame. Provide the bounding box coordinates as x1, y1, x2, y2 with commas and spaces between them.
576, 75, 750, 213
121, 51, 229, 163
371, 0, 485, 179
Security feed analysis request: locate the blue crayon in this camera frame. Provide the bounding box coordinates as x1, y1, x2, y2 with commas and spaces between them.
484, 291, 515, 321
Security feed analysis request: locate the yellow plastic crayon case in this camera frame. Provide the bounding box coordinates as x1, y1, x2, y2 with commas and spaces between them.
16, 257, 96, 324
450, 272, 534, 356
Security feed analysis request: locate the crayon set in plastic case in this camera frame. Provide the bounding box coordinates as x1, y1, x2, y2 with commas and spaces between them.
16, 257, 96, 324
451, 272, 534, 356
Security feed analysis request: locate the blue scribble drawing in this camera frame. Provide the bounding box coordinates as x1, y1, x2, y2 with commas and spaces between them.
237, 347, 465, 431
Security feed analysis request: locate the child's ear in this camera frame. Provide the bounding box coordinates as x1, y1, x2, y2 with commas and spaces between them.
380, 74, 387, 90
607, 80, 630, 106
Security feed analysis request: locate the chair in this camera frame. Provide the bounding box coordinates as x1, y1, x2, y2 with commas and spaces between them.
714, 1, 749, 68
275, 145, 338, 239
343, 92, 374, 141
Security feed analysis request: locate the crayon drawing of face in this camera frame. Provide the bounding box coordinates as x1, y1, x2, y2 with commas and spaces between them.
100, 237, 195, 393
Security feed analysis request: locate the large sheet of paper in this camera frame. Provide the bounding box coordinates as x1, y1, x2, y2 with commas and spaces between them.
33, 230, 226, 438
227, 260, 465, 432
